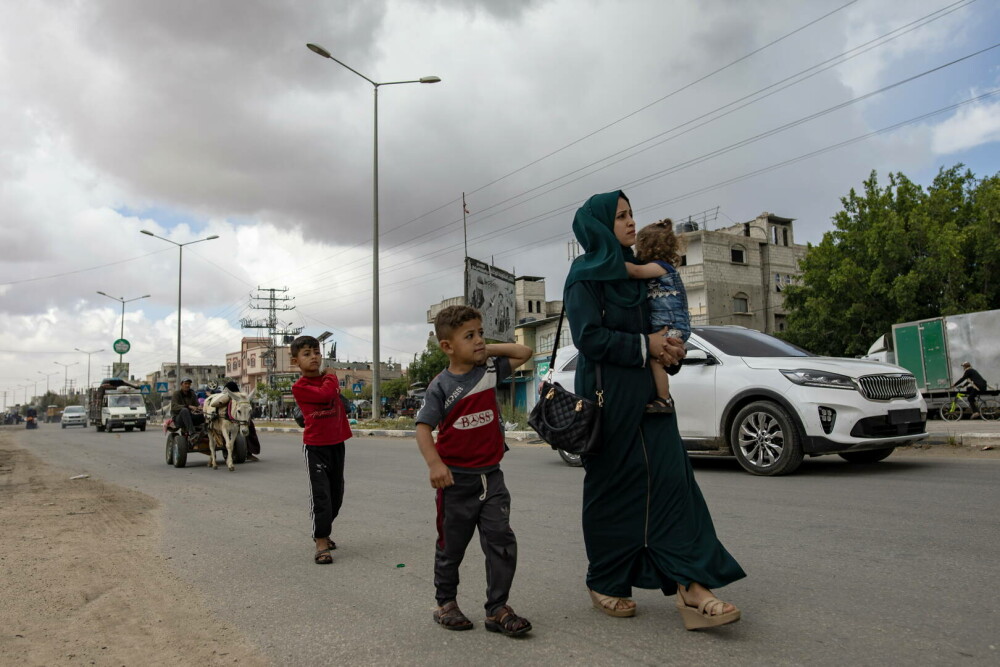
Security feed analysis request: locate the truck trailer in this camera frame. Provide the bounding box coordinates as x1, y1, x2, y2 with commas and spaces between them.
866, 309, 1000, 412
88, 378, 148, 432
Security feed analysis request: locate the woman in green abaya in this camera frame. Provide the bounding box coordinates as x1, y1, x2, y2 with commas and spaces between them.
564, 190, 745, 630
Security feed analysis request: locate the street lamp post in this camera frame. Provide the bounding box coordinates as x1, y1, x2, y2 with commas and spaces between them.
75, 348, 105, 393
53, 361, 79, 396
38, 370, 59, 396
306, 42, 440, 419
26, 379, 38, 404
96, 292, 151, 362
139, 231, 219, 391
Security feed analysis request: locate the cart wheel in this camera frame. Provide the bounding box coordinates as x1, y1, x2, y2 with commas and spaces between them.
233, 432, 248, 464
172, 435, 188, 468
166, 434, 175, 465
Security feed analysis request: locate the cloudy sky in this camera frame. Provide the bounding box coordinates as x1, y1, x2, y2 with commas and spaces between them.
2, 0, 999, 402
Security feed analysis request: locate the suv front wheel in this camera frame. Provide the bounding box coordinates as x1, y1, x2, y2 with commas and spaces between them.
729, 401, 804, 476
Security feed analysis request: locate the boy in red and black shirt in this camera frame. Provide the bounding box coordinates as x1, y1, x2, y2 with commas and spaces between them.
415, 305, 533, 636
291, 335, 352, 565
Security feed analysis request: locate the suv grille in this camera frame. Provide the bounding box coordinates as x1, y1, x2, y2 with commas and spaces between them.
857, 374, 918, 401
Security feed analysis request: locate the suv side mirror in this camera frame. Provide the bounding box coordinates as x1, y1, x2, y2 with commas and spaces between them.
682, 348, 718, 366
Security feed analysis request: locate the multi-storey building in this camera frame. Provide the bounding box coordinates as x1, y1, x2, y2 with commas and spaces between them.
145, 363, 227, 392
677, 212, 806, 335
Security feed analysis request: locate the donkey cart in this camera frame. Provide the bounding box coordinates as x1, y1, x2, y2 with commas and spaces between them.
164, 426, 248, 468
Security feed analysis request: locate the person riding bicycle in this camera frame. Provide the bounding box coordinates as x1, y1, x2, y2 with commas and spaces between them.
953, 361, 988, 419
171, 377, 205, 436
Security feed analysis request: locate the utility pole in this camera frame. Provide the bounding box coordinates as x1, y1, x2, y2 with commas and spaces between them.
240, 287, 302, 411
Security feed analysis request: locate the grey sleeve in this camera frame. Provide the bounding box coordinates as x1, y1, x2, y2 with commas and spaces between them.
415, 380, 445, 428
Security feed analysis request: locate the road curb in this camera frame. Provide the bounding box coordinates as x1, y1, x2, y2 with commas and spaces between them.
924, 431, 1000, 448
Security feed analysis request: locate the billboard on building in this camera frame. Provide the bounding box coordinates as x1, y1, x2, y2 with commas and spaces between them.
465, 257, 515, 342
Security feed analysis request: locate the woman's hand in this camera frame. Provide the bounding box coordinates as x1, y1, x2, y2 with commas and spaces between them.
649, 328, 686, 366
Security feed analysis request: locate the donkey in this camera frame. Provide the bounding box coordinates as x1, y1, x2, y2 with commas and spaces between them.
203, 388, 254, 471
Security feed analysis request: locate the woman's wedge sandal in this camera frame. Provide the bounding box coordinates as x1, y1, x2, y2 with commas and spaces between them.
433, 601, 474, 631
589, 589, 636, 617
484, 605, 532, 636
675, 592, 740, 630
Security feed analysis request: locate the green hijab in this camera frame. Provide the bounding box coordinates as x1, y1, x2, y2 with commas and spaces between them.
565, 190, 645, 307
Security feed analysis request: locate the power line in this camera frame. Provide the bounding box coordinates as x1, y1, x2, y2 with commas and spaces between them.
286, 1, 981, 294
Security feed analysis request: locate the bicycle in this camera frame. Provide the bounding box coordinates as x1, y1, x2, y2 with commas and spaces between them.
939, 390, 1000, 421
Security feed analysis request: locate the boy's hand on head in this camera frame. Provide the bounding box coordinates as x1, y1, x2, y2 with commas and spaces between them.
428, 461, 454, 489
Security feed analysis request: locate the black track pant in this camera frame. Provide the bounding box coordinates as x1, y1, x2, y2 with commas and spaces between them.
434, 468, 518, 615
304, 443, 345, 540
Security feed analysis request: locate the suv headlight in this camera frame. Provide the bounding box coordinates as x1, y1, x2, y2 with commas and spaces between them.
780, 369, 857, 390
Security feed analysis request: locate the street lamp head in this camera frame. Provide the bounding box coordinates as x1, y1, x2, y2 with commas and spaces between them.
141, 294, 151, 299
205, 235, 220, 241
140, 230, 155, 236
97, 291, 109, 297
419, 76, 441, 84
307, 43, 332, 58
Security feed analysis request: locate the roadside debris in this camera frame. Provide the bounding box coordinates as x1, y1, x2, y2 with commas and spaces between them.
69, 474, 90, 480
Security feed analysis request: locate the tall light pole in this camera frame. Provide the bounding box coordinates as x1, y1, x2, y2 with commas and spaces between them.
96, 292, 151, 362
38, 370, 59, 396
75, 348, 105, 393
140, 231, 219, 391
306, 42, 440, 419
54, 361, 79, 396
26, 379, 38, 404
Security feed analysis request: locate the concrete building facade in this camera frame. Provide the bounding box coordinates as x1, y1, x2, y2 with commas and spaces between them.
677, 212, 806, 335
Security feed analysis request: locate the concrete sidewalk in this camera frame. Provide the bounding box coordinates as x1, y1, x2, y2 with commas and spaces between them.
924, 416, 1000, 448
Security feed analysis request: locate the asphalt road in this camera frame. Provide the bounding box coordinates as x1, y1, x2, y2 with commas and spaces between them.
13, 424, 1000, 666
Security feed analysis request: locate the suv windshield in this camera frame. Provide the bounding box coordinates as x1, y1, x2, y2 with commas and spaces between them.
693, 327, 813, 358
64, 406, 85, 414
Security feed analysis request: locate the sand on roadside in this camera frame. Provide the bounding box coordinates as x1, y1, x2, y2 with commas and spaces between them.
0, 430, 269, 667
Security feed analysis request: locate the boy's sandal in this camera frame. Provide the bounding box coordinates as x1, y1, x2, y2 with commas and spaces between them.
675, 592, 740, 630
313, 549, 333, 565
325, 538, 337, 551
484, 605, 532, 636
645, 397, 675, 414
588, 589, 636, 617
433, 601, 474, 631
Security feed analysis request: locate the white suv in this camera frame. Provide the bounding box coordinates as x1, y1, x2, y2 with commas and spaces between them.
550, 326, 928, 475
61, 405, 87, 429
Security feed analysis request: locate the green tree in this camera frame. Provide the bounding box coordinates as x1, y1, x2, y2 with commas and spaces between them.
407, 340, 448, 386
783, 165, 1000, 356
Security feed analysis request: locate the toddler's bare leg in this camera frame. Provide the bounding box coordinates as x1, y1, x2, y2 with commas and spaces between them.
652, 359, 671, 400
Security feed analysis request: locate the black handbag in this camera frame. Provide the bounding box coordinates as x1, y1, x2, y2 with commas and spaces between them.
528, 305, 603, 456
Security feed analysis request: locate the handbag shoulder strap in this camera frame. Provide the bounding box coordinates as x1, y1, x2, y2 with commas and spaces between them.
549, 285, 604, 405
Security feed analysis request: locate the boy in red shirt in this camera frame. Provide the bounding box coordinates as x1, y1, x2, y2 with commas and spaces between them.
291, 335, 352, 565
415, 305, 533, 636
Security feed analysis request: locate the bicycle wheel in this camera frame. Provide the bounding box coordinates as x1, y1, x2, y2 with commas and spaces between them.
940, 402, 963, 421
979, 398, 1000, 421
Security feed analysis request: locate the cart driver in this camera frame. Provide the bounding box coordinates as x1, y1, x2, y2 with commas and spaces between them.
171, 377, 205, 436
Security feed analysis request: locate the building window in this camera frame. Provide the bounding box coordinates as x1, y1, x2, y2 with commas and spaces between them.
782, 228, 789, 246
536, 300, 542, 314
733, 293, 749, 314
731, 245, 746, 264
680, 255, 687, 266
250, 354, 256, 368
537, 332, 555, 352
528, 301, 533, 313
